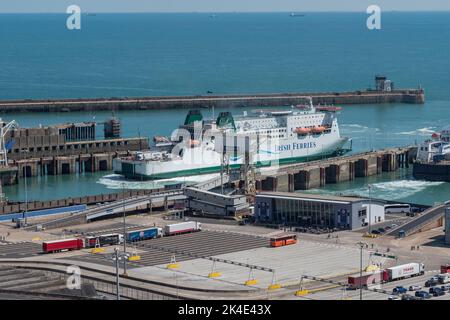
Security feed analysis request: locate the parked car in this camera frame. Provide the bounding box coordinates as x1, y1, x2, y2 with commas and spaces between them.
388, 295, 400, 300
440, 285, 450, 292
385, 226, 392, 230
402, 294, 420, 300
378, 228, 386, 233
392, 286, 408, 294
425, 279, 438, 287
415, 291, 431, 299
371, 230, 381, 235
409, 285, 422, 291
430, 276, 439, 282
432, 288, 445, 297
390, 224, 398, 228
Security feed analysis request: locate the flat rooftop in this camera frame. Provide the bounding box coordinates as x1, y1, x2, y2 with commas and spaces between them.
257, 191, 369, 204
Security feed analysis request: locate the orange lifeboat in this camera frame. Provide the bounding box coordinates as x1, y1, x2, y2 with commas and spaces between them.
295, 127, 311, 135
188, 139, 201, 147
311, 126, 327, 133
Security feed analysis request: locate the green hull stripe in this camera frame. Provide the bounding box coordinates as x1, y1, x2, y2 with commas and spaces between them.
119, 152, 341, 180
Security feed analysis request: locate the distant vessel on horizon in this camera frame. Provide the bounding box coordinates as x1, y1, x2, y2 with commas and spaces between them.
290, 12, 305, 17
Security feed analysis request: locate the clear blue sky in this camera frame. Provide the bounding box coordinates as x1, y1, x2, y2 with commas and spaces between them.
0, 0, 449, 13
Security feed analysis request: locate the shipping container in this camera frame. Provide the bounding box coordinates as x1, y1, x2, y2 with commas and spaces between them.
43, 238, 84, 253
126, 227, 162, 242
386, 263, 425, 281
98, 233, 123, 246
164, 221, 201, 236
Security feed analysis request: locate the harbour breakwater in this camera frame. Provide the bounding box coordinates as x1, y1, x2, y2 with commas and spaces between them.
0, 89, 425, 113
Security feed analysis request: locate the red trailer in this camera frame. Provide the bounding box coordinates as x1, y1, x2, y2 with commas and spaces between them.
43, 238, 84, 253
348, 270, 386, 289
441, 264, 450, 274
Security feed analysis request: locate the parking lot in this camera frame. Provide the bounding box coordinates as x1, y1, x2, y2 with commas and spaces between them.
0, 241, 41, 259
127, 238, 390, 290
64, 230, 269, 269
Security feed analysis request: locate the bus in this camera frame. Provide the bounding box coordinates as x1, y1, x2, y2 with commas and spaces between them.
384, 204, 411, 214
270, 233, 298, 247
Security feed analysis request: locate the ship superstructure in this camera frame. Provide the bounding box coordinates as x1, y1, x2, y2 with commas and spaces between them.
417, 126, 450, 163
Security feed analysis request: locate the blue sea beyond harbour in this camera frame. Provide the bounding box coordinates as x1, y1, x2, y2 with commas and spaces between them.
0, 12, 450, 204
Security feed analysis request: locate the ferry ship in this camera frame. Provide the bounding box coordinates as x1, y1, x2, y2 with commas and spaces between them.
413, 126, 450, 182
416, 126, 450, 163
113, 100, 351, 180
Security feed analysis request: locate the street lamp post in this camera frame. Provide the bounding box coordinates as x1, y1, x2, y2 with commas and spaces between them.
122, 183, 127, 276
356, 241, 368, 301
108, 247, 130, 301
24, 167, 28, 225
368, 184, 372, 234
114, 247, 120, 300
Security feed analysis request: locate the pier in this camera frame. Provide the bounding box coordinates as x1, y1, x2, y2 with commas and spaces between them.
0, 89, 425, 114
255, 146, 417, 192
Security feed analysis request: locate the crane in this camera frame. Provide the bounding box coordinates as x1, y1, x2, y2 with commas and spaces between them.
0, 119, 19, 166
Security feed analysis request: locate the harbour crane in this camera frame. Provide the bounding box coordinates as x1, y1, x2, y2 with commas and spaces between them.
0, 119, 18, 166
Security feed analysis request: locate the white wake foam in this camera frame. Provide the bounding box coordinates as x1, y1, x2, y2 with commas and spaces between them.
305, 180, 445, 201
97, 173, 221, 190
395, 127, 436, 136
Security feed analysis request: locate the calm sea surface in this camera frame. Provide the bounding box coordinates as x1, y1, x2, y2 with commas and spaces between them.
1, 12, 449, 205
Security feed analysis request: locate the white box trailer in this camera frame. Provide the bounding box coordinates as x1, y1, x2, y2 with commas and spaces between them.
386, 263, 425, 281
164, 221, 202, 236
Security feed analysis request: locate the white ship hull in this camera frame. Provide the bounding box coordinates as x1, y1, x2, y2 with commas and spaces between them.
114, 135, 349, 180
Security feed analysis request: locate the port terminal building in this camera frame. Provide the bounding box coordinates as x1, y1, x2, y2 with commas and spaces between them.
255, 192, 385, 230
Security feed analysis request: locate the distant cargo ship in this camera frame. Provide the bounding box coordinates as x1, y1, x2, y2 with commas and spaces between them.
114, 99, 351, 180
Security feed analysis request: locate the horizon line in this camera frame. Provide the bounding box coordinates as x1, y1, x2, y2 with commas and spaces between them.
1, 10, 450, 14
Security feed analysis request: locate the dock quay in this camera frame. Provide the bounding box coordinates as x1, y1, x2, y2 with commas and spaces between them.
255, 146, 417, 192
0, 187, 180, 219
0, 120, 149, 186
0, 89, 425, 114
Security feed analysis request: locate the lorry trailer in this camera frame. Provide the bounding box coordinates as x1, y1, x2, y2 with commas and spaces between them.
348, 270, 385, 289
347, 263, 425, 287
164, 221, 202, 236
43, 238, 84, 253
126, 227, 163, 242
385, 263, 425, 281
84, 233, 124, 248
